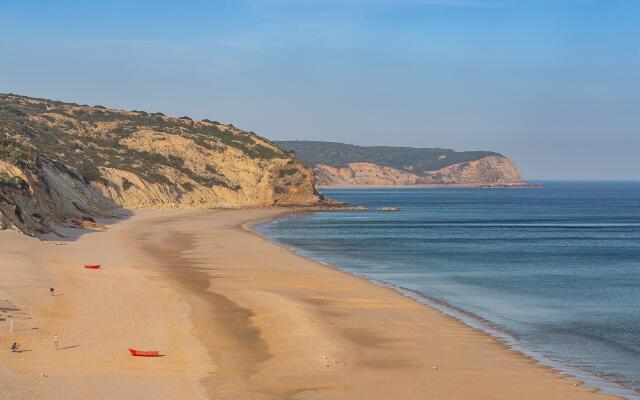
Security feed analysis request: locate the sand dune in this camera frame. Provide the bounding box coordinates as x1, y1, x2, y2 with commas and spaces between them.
0, 209, 619, 399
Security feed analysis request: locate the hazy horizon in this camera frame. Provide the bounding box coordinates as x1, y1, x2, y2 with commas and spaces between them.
1, 0, 638, 180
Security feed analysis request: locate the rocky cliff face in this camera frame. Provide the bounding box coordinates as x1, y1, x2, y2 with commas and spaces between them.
0, 93, 320, 235
314, 156, 524, 187
315, 163, 419, 186
418, 155, 523, 185
276, 140, 528, 188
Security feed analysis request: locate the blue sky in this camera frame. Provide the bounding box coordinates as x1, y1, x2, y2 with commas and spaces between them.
0, 0, 638, 179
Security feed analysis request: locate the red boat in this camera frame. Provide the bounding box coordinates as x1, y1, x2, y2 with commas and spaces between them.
84, 265, 101, 269
129, 348, 160, 357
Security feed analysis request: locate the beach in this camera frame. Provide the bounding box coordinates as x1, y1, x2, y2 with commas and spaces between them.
0, 209, 621, 399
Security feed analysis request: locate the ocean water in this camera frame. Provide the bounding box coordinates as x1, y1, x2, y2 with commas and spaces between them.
256, 182, 640, 398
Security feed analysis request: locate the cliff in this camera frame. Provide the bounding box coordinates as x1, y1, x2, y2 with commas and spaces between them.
0, 93, 320, 235
314, 163, 420, 186
276, 141, 527, 187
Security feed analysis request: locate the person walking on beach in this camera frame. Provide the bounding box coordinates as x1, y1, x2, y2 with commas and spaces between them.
53, 335, 59, 349
50, 288, 55, 296
7, 315, 13, 332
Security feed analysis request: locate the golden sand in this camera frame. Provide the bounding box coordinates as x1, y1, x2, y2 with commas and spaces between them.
0, 209, 619, 399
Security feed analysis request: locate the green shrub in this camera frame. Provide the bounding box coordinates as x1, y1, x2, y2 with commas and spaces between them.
0, 172, 28, 191
278, 167, 299, 178
146, 172, 172, 185
77, 162, 102, 183
122, 177, 134, 190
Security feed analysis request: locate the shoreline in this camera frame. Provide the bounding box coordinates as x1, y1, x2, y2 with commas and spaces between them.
0, 208, 627, 399
396, 286, 640, 400
251, 212, 639, 400
317, 183, 542, 189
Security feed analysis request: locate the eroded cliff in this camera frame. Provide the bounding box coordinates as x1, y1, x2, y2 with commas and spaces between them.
277, 141, 527, 187
314, 156, 524, 187
0, 93, 320, 235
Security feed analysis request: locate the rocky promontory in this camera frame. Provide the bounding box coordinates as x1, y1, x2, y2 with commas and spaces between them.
276, 141, 530, 188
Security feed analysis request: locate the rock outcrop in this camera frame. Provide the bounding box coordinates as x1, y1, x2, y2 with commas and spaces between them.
418, 155, 523, 186
0, 93, 320, 235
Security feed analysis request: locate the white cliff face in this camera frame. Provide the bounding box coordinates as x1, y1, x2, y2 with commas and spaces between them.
0, 93, 320, 235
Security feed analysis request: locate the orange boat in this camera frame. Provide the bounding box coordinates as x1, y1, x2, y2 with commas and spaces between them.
84, 265, 101, 269
129, 348, 160, 357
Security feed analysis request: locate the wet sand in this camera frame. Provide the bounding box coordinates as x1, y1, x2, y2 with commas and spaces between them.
0, 209, 621, 399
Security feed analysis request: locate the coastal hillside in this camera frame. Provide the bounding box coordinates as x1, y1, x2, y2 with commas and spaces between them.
0, 93, 320, 235
276, 141, 525, 187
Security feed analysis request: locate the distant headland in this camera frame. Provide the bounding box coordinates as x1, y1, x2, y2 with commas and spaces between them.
276, 140, 537, 188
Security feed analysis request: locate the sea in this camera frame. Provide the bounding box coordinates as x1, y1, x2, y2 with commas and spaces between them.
255, 182, 640, 398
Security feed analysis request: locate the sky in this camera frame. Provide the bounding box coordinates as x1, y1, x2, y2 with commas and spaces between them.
0, 0, 638, 180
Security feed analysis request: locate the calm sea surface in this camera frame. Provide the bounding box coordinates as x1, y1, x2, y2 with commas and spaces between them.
256, 182, 640, 397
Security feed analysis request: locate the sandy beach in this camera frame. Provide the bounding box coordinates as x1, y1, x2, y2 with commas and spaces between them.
0, 209, 621, 399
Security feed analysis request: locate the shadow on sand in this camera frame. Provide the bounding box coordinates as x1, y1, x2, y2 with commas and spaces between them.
38, 208, 135, 243
57, 345, 79, 350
